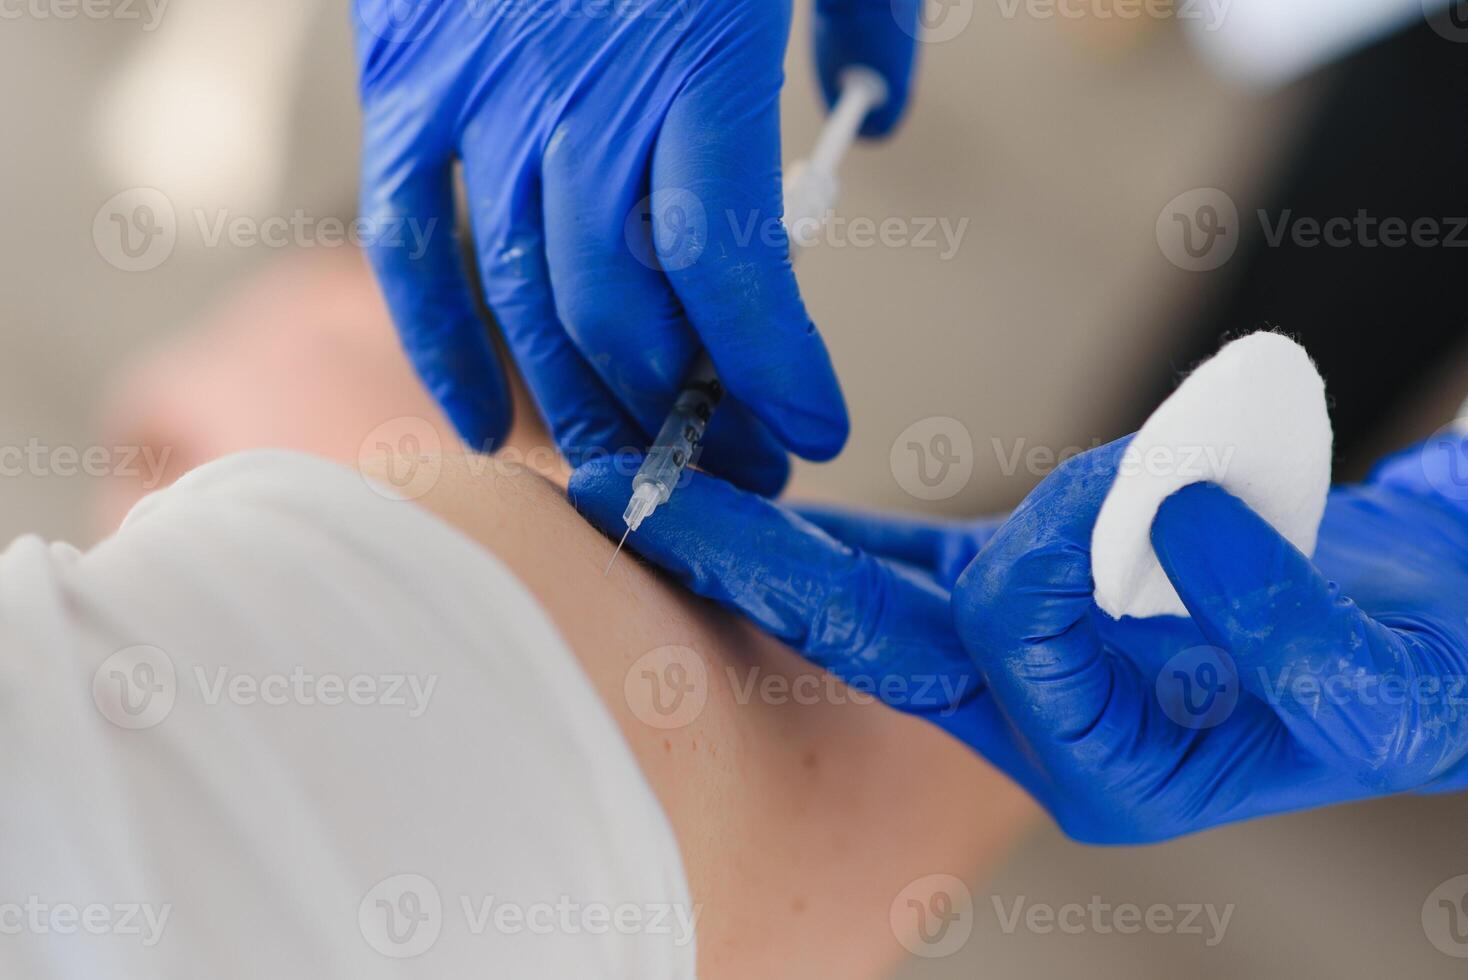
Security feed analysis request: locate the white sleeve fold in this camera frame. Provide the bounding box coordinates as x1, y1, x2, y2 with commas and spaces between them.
0, 450, 695, 980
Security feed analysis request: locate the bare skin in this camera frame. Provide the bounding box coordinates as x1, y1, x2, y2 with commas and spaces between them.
110, 251, 1037, 977
361, 454, 1036, 979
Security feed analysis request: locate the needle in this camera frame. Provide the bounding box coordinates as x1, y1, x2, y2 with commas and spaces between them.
604, 526, 631, 576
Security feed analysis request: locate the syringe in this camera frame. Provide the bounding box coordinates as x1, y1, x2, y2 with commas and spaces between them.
605, 67, 889, 574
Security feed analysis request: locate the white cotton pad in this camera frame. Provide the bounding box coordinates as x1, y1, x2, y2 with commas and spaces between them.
1091, 332, 1332, 619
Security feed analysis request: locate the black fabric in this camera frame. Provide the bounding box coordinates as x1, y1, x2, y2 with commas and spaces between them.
1146, 9, 1468, 464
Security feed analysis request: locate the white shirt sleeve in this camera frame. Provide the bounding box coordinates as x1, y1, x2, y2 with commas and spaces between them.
0, 451, 696, 979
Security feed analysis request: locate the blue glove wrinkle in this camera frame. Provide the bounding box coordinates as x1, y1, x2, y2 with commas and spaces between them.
355, 0, 853, 486
1155, 480, 1468, 793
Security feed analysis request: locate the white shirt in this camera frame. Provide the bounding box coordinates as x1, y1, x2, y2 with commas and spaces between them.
0, 451, 695, 978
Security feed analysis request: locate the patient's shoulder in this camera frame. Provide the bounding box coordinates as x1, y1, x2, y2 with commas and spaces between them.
361, 450, 1033, 980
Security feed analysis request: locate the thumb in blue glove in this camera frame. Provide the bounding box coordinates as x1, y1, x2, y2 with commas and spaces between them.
1152, 439, 1468, 795
815, 0, 923, 136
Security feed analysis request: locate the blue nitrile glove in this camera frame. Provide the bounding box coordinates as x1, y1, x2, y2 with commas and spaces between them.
571, 434, 1468, 844
353, 0, 921, 492
567, 455, 1047, 781
956, 433, 1468, 842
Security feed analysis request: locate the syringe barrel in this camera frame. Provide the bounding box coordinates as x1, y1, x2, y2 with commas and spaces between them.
632, 352, 724, 504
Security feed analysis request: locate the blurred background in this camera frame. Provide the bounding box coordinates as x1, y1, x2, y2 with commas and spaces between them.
2, 0, 1467, 975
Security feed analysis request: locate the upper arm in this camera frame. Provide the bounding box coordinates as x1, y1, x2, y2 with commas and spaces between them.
364, 453, 1037, 979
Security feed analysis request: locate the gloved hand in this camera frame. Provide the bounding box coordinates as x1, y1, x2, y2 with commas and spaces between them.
353, 0, 923, 493
952, 434, 1468, 842
568, 455, 1042, 776
571, 433, 1468, 843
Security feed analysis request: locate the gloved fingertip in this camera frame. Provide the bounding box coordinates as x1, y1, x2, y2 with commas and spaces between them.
858, 97, 905, 139
442, 392, 513, 454
763, 397, 851, 463
567, 453, 642, 537
1152, 480, 1236, 542
1150, 482, 1323, 644
812, 0, 918, 138
698, 403, 792, 497
815, 63, 907, 138
1150, 482, 1252, 598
